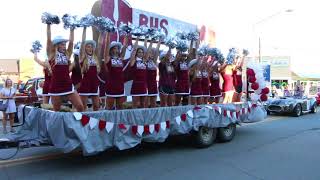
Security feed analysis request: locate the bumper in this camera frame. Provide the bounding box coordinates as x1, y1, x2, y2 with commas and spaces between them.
268, 105, 293, 113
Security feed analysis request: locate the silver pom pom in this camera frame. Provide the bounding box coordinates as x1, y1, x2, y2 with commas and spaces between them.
164, 37, 177, 49
197, 45, 208, 56
208, 48, 225, 64
94, 17, 116, 32
176, 39, 188, 52
176, 31, 188, 40
41, 12, 60, 25
62, 14, 81, 29
187, 31, 200, 41
131, 25, 149, 37
80, 14, 96, 27
118, 22, 133, 36
30, 41, 42, 53
150, 28, 166, 40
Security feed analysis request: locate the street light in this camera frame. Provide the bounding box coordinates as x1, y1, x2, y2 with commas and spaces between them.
253, 9, 293, 63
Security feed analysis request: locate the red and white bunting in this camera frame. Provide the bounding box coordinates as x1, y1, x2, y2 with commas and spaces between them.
205, 105, 213, 110
149, 124, 155, 134
89, 117, 99, 130
175, 116, 181, 125
160, 122, 166, 131
137, 125, 144, 136
99, 120, 106, 131
227, 110, 231, 119
248, 101, 252, 108
118, 124, 129, 133
105, 122, 114, 133
187, 110, 194, 118
218, 107, 222, 115
233, 112, 237, 120
81, 115, 90, 126
73, 112, 82, 120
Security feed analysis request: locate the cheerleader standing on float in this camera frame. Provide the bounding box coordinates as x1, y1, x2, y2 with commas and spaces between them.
232, 49, 247, 102
129, 37, 148, 108
174, 40, 194, 106
104, 32, 128, 110
71, 42, 82, 90
158, 49, 176, 106
200, 54, 210, 104
145, 39, 161, 108
46, 24, 84, 111
209, 53, 222, 104
77, 27, 103, 111
33, 53, 52, 104
220, 48, 240, 103
189, 58, 203, 105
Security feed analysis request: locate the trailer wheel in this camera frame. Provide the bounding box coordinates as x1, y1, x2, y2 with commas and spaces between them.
311, 103, 317, 113
193, 127, 217, 148
217, 123, 236, 142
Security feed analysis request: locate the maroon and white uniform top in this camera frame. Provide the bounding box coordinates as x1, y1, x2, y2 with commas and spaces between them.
175, 61, 190, 95
105, 57, 125, 97
146, 59, 158, 96
78, 56, 100, 96
201, 70, 210, 97
49, 52, 74, 96
190, 70, 203, 97
210, 71, 222, 97
131, 58, 148, 96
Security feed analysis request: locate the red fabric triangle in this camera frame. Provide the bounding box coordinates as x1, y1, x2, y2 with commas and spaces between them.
144, 125, 150, 134
155, 124, 160, 133
236, 111, 240, 119
181, 114, 187, 121
248, 108, 251, 113
242, 108, 245, 115
118, 123, 127, 130
131, 125, 138, 135
223, 110, 227, 117
166, 120, 170, 129
194, 106, 201, 110
81, 115, 90, 126
252, 104, 258, 108
98, 120, 106, 131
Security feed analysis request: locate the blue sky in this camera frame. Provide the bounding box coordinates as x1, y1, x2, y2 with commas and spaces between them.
0, 0, 319, 75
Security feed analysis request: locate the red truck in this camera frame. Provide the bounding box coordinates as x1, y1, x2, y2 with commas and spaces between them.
15, 77, 44, 105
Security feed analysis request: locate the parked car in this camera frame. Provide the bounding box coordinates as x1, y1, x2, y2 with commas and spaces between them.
266, 96, 317, 117
15, 77, 44, 105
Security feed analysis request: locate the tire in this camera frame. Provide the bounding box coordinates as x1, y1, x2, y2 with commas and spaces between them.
193, 127, 217, 148
292, 104, 302, 117
217, 123, 236, 142
267, 110, 271, 115
311, 103, 317, 113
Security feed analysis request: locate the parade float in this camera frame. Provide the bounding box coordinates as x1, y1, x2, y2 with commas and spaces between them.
0, 0, 269, 158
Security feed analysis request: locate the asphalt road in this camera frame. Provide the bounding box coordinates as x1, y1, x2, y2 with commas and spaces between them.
0, 113, 320, 180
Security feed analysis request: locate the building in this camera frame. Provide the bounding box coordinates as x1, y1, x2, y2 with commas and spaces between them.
0, 59, 20, 84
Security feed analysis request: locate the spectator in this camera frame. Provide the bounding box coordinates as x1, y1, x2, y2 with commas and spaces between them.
0, 78, 17, 134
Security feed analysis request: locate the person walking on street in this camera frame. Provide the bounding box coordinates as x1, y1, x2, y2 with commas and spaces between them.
0, 79, 17, 134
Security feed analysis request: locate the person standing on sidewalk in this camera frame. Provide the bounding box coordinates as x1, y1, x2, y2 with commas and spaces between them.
0, 79, 17, 134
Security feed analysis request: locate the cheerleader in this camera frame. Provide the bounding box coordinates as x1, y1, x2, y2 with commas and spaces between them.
189, 59, 202, 105
158, 49, 175, 107
174, 40, 194, 106
232, 49, 247, 102
71, 42, 82, 89
145, 39, 161, 108
98, 59, 107, 109
209, 56, 222, 104
46, 24, 83, 111
220, 48, 240, 103
33, 53, 52, 104
104, 32, 128, 110
77, 27, 103, 111
200, 55, 210, 104
129, 37, 148, 108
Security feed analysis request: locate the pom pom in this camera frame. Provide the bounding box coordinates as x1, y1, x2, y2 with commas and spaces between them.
176, 39, 188, 52
251, 82, 259, 90
247, 68, 255, 77
164, 37, 177, 49
248, 76, 256, 83
80, 14, 95, 27
176, 31, 188, 40
260, 94, 268, 101
197, 45, 208, 56
30, 41, 42, 53
150, 28, 166, 40
118, 22, 133, 35
94, 17, 116, 32
226, 47, 239, 65
41, 12, 60, 24
261, 87, 270, 94
62, 14, 81, 29
131, 25, 149, 37
187, 31, 200, 41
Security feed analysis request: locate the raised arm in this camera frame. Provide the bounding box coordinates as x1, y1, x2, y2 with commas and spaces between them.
67, 28, 75, 58
154, 40, 161, 63
80, 27, 87, 61
145, 40, 154, 60
33, 53, 47, 67
46, 24, 52, 56
120, 35, 128, 59
129, 37, 139, 67
95, 32, 103, 60
104, 32, 111, 63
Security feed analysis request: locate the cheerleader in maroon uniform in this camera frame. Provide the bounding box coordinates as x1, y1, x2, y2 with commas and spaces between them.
232, 49, 247, 102
145, 39, 161, 108
46, 24, 83, 111
200, 55, 210, 104
71, 42, 82, 89
189, 59, 203, 105
209, 57, 222, 104
33, 53, 52, 104
77, 27, 103, 111
129, 37, 148, 108
104, 32, 128, 110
